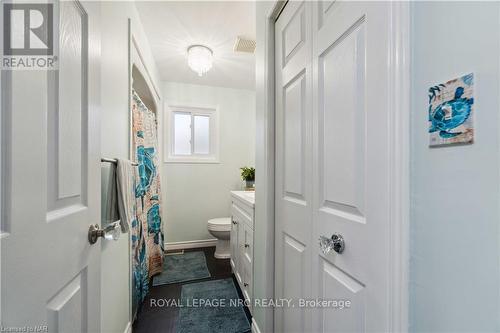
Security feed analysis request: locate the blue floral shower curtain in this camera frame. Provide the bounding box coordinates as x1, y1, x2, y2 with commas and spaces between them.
131, 90, 164, 310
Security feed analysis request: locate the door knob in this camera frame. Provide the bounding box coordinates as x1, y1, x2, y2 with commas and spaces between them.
88, 222, 121, 244
319, 233, 345, 254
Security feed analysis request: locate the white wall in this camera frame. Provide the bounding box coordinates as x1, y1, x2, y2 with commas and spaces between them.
410, 2, 500, 331
100, 2, 161, 332
162, 82, 255, 243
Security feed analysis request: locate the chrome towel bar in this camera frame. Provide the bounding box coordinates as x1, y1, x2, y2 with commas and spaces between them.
101, 157, 139, 166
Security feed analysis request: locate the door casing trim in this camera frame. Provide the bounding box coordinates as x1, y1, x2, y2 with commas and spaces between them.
127, 17, 163, 327
256, 1, 410, 332
386, 2, 410, 331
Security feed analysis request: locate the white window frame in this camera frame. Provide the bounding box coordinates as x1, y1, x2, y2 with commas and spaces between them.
164, 104, 220, 164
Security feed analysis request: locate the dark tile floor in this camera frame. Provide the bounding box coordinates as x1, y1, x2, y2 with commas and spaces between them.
133, 247, 251, 333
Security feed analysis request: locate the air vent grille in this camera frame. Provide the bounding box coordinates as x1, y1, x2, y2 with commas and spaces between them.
233, 36, 256, 53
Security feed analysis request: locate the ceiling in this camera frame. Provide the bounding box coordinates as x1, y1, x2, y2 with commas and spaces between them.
136, 1, 256, 90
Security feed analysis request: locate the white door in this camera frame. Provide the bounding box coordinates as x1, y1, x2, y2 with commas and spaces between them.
241, 222, 253, 306
274, 1, 313, 332
275, 1, 393, 332
1, 1, 101, 332
230, 217, 239, 273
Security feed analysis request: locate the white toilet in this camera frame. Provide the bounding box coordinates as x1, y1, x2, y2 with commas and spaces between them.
207, 217, 231, 259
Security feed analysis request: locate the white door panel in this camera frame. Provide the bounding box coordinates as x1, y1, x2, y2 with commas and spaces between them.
276, 1, 392, 332
230, 217, 238, 271
237, 218, 245, 285
316, 13, 368, 281
318, 259, 366, 333
275, 1, 312, 332
312, 2, 391, 331
2, 1, 101, 331
281, 234, 307, 332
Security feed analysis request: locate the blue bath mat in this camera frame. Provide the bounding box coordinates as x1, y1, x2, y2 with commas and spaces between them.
152, 251, 211, 286
176, 278, 251, 333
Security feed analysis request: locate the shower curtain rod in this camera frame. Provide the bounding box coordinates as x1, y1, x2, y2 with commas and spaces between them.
101, 157, 139, 166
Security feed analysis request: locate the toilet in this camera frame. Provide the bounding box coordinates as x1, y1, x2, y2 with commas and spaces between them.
207, 217, 231, 259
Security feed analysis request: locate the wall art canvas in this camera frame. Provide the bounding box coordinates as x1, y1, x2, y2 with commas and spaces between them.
428, 73, 474, 147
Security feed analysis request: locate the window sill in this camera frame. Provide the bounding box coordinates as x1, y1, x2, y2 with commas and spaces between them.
164, 157, 220, 164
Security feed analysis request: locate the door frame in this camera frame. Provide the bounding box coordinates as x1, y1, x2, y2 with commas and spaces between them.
255, 1, 410, 332
127, 17, 162, 327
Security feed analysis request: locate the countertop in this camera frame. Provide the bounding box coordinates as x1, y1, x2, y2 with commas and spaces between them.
230, 191, 255, 207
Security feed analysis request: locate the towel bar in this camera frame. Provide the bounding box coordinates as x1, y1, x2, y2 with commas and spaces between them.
101, 157, 139, 166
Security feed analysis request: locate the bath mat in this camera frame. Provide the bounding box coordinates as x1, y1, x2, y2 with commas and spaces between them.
152, 251, 210, 286
176, 278, 251, 333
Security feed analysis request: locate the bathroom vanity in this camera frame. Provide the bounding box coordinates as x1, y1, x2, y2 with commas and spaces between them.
230, 191, 255, 312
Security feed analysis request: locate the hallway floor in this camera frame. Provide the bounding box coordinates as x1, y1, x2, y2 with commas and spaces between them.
133, 247, 251, 333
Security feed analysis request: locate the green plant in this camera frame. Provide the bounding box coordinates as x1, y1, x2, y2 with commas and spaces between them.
240, 167, 255, 181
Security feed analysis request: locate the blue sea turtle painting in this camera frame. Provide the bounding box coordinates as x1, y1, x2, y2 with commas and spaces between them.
428, 73, 474, 146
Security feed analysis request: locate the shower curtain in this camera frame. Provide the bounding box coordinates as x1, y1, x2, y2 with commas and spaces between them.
131, 90, 164, 308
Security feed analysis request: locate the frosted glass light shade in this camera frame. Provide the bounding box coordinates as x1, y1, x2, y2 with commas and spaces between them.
187, 45, 213, 77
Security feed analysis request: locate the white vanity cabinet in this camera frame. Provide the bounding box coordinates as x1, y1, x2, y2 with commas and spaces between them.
230, 191, 255, 312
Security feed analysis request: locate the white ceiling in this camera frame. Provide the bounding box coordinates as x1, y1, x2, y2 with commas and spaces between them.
136, 1, 256, 90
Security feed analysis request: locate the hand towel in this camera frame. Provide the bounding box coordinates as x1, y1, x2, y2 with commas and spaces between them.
116, 158, 136, 233
104, 163, 119, 224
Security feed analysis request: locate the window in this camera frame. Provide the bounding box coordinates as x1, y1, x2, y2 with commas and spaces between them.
166, 105, 219, 163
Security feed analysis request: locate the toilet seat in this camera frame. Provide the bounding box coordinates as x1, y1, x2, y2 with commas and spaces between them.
207, 217, 231, 232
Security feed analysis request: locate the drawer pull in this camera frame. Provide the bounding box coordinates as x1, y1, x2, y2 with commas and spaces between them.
244, 282, 249, 287
232, 220, 237, 225
244, 244, 250, 248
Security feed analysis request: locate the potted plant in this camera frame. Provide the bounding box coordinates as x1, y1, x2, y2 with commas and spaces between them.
240, 167, 255, 190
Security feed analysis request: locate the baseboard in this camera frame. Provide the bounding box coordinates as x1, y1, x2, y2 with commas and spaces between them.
123, 322, 131, 333
252, 318, 262, 333
165, 238, 217, 251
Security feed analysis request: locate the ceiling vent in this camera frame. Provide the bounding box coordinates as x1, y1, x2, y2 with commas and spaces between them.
233, 36, 256, 53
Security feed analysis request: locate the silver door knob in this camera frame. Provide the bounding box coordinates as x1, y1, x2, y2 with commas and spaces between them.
319, 233, 345, 254
88, 222, 121, 244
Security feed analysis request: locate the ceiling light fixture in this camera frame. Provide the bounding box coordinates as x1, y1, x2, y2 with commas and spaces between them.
187, 45, 213, 77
